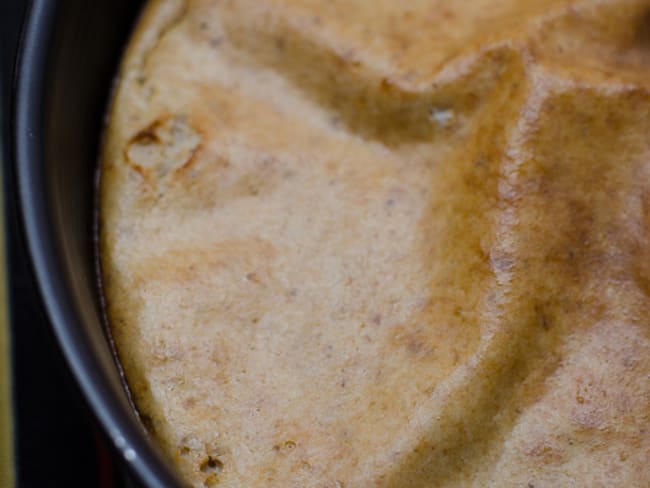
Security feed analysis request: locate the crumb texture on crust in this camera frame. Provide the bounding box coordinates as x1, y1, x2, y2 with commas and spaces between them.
100, 1, 650, 486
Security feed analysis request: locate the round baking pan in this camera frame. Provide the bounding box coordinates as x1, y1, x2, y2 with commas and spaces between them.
13, 1, 183, 486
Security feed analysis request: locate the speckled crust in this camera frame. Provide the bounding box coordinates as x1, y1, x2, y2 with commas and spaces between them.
99, 1, 650, 486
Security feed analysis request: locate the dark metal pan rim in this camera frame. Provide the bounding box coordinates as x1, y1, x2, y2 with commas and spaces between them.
13, 1, 182, 486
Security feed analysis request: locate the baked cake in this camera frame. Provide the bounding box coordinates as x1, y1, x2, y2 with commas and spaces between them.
100, 0, 650, 486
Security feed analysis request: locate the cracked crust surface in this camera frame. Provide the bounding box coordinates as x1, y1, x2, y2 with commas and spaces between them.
100, 1, 650, 486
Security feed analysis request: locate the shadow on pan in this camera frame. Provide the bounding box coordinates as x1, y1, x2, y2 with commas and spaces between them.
13, 1, 184, 486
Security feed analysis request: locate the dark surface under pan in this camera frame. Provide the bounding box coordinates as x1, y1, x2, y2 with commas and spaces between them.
13, 2, 184, 486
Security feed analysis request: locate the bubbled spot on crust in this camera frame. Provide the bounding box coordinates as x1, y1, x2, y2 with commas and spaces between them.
125, 114, 202, 186
176, 435, 227, 487
200, 455, 224, 487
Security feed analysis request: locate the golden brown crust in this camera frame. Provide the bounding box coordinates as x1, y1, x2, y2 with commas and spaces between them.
100, 1, 650, 486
